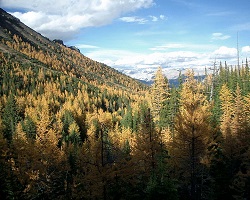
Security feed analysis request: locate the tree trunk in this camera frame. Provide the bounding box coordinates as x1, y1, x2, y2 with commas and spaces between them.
191, 125, 196, 200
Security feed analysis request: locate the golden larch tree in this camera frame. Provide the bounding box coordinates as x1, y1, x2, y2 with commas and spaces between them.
169, 70, 212, 199
220, 84, 234, 139
150, 66, 170, 122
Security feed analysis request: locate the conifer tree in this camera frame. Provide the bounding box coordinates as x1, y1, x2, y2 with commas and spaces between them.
0, 131, 15, 199
150, 67, 170, 123
229, 85, 250, 199
169, 70, 212, 199
120, 107, 133, 129
133, 103, 157, 173
231, 85, 248, 137
21, 116, 36, 139
159, 87, 179, 130
218, 84, 250, 199
220, 84, 234, 140
131, 102, 177, 199
2, 94, 19, 141
76, 110, 115, 199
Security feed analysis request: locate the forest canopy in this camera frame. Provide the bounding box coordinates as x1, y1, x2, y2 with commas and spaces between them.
1, 9, 250, 199
1, 51, 250, 199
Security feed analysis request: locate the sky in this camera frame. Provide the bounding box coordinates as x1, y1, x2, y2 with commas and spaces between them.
1, 0, 250, 80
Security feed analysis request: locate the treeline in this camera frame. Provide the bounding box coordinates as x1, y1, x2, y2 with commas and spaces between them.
1, 46, 250, 199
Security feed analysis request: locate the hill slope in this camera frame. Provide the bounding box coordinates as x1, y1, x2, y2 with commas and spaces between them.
0, 8, 147, 92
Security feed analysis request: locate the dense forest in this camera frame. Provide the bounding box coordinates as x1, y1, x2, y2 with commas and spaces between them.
1, 8, 250, 200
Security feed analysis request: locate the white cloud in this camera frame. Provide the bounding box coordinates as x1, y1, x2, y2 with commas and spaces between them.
84, 45, 243, 80
86, 48, 207, 79
120, 14, 166, 24
212, 46, 237, 59
159, 15, 166, 20
212, 32, 231, 40
2, 0, 154, 40
119, 16, 148, 24
242, 46, 250, 53
242, 46, 250, 59
150, 15, 158, 22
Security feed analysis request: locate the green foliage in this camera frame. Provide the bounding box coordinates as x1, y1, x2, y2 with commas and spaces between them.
120, 106, 133, 129
2, 95, 19, 141
145, 173, 178, 200
150, 66, 170, 123
21, 116, 36, 139
159, 87, 180, 130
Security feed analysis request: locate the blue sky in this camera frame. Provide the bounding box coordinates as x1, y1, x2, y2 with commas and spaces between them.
1, 0, 250, 79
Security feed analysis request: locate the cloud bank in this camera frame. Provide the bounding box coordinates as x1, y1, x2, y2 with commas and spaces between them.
84, 44, 249, 80
2, 0, 154, 40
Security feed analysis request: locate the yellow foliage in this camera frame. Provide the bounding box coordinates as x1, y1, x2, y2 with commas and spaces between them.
68, 121, 80, 135
15, 122, 28, 142
98, 109, 112, 128
219, 84, 234, 138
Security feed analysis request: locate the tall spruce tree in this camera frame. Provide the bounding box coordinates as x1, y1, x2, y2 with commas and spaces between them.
2, 94, 19, 141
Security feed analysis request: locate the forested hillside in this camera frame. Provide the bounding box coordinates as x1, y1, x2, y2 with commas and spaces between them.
1, 8, 250, 200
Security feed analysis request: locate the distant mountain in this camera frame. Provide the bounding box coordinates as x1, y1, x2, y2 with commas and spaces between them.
0, 8, 147, 93
138, 77, 180, 86
117, 66, 187, 86
118, 68, 155, 83
137, 73, 206, 87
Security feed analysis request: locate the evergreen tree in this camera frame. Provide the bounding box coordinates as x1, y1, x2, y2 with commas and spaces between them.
2, 94, 19, 141
0, 131, 16, 199
21, 116, 36, 139
159, 87, 179, 130
121, 106, 133, 129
